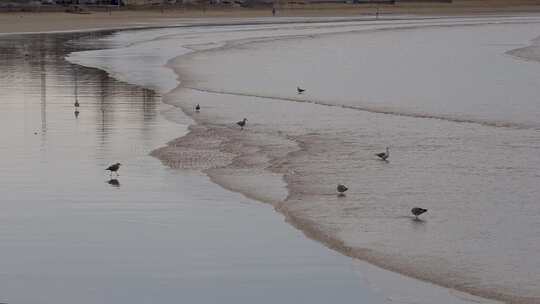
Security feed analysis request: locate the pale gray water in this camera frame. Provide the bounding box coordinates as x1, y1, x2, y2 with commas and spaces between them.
0, 24, 504, 304
0, 32, 385, 304
178, 21, 540, 129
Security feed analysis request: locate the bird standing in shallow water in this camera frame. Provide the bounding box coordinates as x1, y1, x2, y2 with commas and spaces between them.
297, 86, 306, 94
411, 207, 427, 220
237, 118, 247, 130
337, 184, 348, 196
195, 104, 200, 112
376, 147, 389, 161
74, 100, 80, 108
106, 163, 121, 176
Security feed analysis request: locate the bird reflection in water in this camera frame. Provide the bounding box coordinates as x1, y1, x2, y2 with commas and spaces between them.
74, 110, 79, 118
107, 178, 120, 188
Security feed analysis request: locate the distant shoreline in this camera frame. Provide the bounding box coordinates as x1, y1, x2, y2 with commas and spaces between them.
1, 0, 540, 34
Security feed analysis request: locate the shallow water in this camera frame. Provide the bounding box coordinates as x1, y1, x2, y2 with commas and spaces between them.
0, 31, 388, 304
63, 16, 540, 303
0, 23, 505, 304
177, 22, 540, 129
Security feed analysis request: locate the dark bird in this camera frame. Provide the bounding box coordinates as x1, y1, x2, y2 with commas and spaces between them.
376, 147, 389, 161
195, 104, 200, 112
337, 184, 348, 196
106, 162, 122, 176
107, 178, 120, 187
237, 118, 247, 130
411, 207, 427, 220
297, 86, 306, 94
74, 100, 80, 107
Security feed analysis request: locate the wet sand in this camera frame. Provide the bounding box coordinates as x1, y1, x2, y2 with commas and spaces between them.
74, 17, 540, 303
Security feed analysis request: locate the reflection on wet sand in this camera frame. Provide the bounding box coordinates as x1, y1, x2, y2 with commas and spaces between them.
39, 48, 46, 135
0, 32, 160, 157
107, 178, 120, 187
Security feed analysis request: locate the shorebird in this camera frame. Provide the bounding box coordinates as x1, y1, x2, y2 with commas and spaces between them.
195, 104, 200, 112
376, 147, 389, 161
74, 100, 80, 108
74, 110, 80, 118
411, 207, 427, 220
297, 86, 306, 94
106, 163, 121, 176
237, 118, 247, 130
337, 184, 348, 196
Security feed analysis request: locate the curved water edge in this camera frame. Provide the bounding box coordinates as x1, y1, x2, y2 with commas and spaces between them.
158, 19, 540, 304
184, 86, 540, 130
67, 17, 540, 304
506, 34, 540, 63
157, 87, 539, 304
170, 19, 540, 131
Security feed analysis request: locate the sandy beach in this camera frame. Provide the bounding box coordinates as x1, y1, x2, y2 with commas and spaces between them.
2, 4, 540, 304
1, 0, 540, 34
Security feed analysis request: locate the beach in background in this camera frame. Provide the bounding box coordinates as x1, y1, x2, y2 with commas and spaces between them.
2, 0, 540, 34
